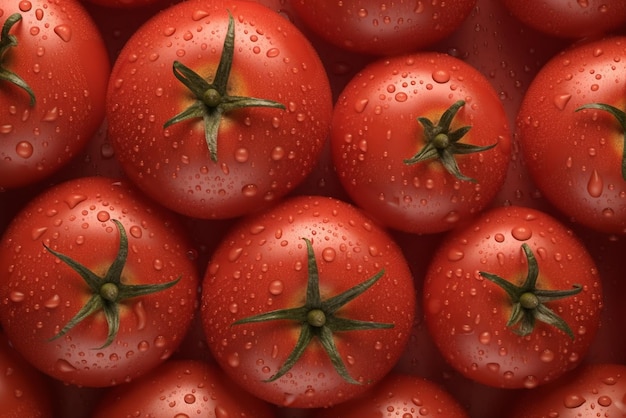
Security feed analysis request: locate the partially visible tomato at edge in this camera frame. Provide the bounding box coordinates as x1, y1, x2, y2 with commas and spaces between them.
0, 0, 110, 189
0, 176, 199, 387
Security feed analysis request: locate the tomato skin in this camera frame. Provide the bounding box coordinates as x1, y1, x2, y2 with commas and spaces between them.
289, 0, 477, 56
311, 372, 469, 418
509, 363, 626, 417
0, 176, 199, 387
502, 0, 626, 39
517, 36, 626, 235
201, 195, 416, 408
0, 331, 55, 418
0, 0, 110, 189
423, 206, 602, 389
92, 359, 277, 418
331, 52, 511, 234
106, 0, 333, 220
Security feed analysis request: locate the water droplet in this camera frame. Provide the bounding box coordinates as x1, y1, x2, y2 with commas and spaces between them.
42, 107, 59, 122
227, 352, 240, 367
64, 194, 87, 209
15, 141, 34, 158
31, 226, 47, 240
54, 359, 77, 373
234, 147, 249, 163
395, 92, 408, 102
354, 99, 369, 113
322, 247, 336, 262
53, 24, 72, 42
96, 211, 110, 222
153, 259, 163, 271
19, 0, 32, 11
137, 340, 150, 352
241, 184, 258, 197
494, 233, 505, 243
44, 294, 61, 309
553, 94, 572, 110
266, 48, 280, 58
587, 169, 603, 197
511, 226, 532, 241
447, 248, 464, 261
184, 393, 196, 404
268, 280, 284, 296
129, 225, 142, 238
432, 70, 450, 83
563, 394, 586, 408
228, 247, 243, 262
479, 331, 491, 345
133, 301, 147, 331
9, 291, 25, 303
540, 349, 555, 363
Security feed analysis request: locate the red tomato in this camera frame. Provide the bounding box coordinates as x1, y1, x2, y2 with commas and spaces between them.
509, 363, 626, 417
289, 0, 477, 56
331, 52, 512, 234
106, 0, 333, 219
0, 0, 110, 189
0, 331, 54, 418
517, 36, 626, 235
201, 195, 416, 408
312, 372, 469, 418
423, 206, 602, 389
91, 359, 277, 418
0, 176, 199, 387
502, 0, 626, 39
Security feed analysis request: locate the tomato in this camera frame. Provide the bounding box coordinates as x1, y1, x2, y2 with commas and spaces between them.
423, 205, 603, 389
91, 359, 277, 418
517, 36, 626, 235
289, 0, 477, 56
0, 176, 199, 387
331, 52, 512, 234
0, 331, 55, 418
502, 0, 626, 39
0, 0, 110, 189
201, 195, 416, 408
311, 372, 469, 418
509, 363, 626, 417
430, 0, 570, 211
106, 0, 333, 220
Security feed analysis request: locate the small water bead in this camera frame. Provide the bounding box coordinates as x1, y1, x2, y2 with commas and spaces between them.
511, 225, 532, 241
268, 280, 284, 296
563, 393, 586, 408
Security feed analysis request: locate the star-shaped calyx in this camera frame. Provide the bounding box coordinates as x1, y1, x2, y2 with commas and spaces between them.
232, 238, 392, 384
479, 243, 582, 339
403, 100, 497, 182
576, 103, 626, 180
44, 219, 181, 349
0, 13, 36, 106
163, 10, 285, 162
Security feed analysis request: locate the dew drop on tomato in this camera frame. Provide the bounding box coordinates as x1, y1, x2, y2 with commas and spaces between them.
563, 393, 586, 408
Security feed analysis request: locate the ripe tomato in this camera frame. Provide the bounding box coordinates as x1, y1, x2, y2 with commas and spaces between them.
509, 363, 626, 417
423, 205, 603, 389
91, 359, 277, 418
502, 0, 626, 39
311, 372, 469, 418
331, 52, 511, 234
201, 195, 416, 408
517, 36, 626, 235
289, 0, 477, 56
0, 176, 199, 387
106, 0, 333, 219
0, 0, 110, 189
0, 331, 54, 418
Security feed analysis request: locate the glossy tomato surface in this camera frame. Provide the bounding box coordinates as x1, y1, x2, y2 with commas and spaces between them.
201, 195, 416, 408
518, 36, 626, 235
92, 359, 277, 417
423, 205, 602, 389
106, 0, 333, 219
331, 52, 511, 234
290, 0, 477, 56
0, 177, 199, 387
0, 0, 109, 189
502, 0, 626, 39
